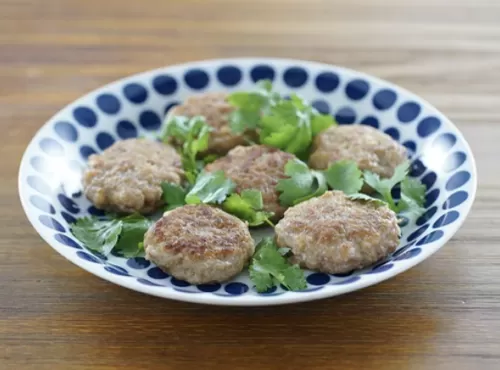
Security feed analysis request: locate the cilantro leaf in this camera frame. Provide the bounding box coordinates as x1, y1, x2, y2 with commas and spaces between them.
324, 160, 364, 195
276, 159, 327, 206
347, 193, 386, 205
160, 115, 212, 184
364, 161, 410, 211
161, 182, 187, 210
222, 189, 274, 227
249, 238, 307, 292
185, 170, 236, 205
396, 177, 426, 216
114, 214, 153, 257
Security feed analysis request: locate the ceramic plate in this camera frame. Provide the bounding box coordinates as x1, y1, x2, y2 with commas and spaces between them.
18, 58, 477, 306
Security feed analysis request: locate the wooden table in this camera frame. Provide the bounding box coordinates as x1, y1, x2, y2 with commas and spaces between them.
1, 0, 499, 369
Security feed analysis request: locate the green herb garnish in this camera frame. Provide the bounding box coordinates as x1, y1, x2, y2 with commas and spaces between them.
222, 189, 274, 227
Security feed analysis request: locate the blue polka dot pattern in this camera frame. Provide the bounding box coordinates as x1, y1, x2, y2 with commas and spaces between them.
54, 122, 78, 142
147, 267, 169, 279
373, 89, 397, 110
315, 72, 340, 92
123, 83, 148, 104
171, 278, 190, 287
403, 140, 417, 156
30, 157, 51, 174
416, 230, 444, 246
57, 194, 80, 214
197, 283, 221, 292
397, 102, 421, 123
96, 94, 121, 114
39, 215, 65, 232
152, 75, 178, 95
384, 127, 400, 140
443, 152, 466, 172
54, 233, 81, 249
407, 224, 430, 242
184, 69, 209, 90
96, 132, 115, 150
335, 107, 356, 124
443, 191, 468, 209
425, 189, 440, 207
416, 206, 437, 226
360, 116, 379, 128
116, 120, 138, 139
283, 67, 308, 87
164, 101, 179, 115
77, 251, 101, 263
40, 138, 64, 157
30, 195, 55, 214
139, 111, 161, 131
137, 278, 162, 287
332, 270, 354, 278
334, 276, 360, 285
392, 242, 415, 258
126, 257, 150, 269
250, 65, 275, 82
410, 159, 426, 177
446, 171, 471, 191
80, 145, 96, 159
367, 263, 393, 274
258, 286, 278, 295
225, 282, 249, 295
27, 176, 52, 196
88, 206, 105, 216
345, 79, 370, 100
105, 265, 129, 276
432, 133, 457, 152
307, 273, 331, 285
433, 211, 460, 228
61, 211, 77, 224
217, 66, 242, 86
312, 100, 330, 114
393, 248, 422, 261
421, 172, 437, 190
417, 117, 441, 138
73, 107, 97, 128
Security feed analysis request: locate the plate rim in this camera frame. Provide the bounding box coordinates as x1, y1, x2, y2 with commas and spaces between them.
18, 56, 478, 306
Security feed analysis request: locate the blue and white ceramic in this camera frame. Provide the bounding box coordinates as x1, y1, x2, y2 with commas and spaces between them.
18, 58, 477, 306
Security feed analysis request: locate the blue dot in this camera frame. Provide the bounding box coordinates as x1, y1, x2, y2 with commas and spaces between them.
345, 79, 370, 100
224, 282, 249, 295
393, 248, 422, 261
392, 242, 416, 257
153, 74, 178, 95
57, 194, 79, 214
30, 157, 51, 174
312, 100, 330, 114
164, 101, 180, 115
332, 270, 354, 278
137, 278, 162, 286
30, 195, 55, 214
425, 189, 440, 207
171, 277, 190, 287
397, 102, 421, 123
147, 267, 169, 279
61, 211, 77, 224
421, 172, 437, 190
315, 72, 340, 93
416, 206, 437, 226
77, 251, 101, 263
217, 66, 242, 86
334, 276, 361, 285
197, 283, 221, 292
407, 224, 429, 242
96, 132, 115, 150
417, 117, 441, 138
410, 159, 427, 177
40, 138, 64, 157
73, 107, 97, 128
432, 133, 457, 152
373, 89, 397, 110
257, 286, 278, 295
139, 111, 161, 130
54, 122, 78, 143
443, 152, 466, 172
80, 145, 96, 160
39, 215, 65, 232
433, 211, 460, 228
416, 230, 444, 246
184, 69, 209, 90
367, 263, 393, 274
123, 83, 148, 104
116, 120, 138, 139
105, 265, 129, 276
384, 127, 400, 140
88, 206, 105, 216
335, 107, 357, 124
96, 94, 121, 114
27, 176, 52, 196
283, 67, 308, 88
54, 233, 81, 249
360, 116, 379, 128
250, 65, 275, 82
403, 140, 417, 155
443, 191, 468, 209
126, 257, 151, 269
307, 273, 331, 285
398, 216, 409, 227
446, 171, 471, 191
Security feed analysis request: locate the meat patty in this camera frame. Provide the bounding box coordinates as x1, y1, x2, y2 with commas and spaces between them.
204, 145, 296, 220
82, 138, 184, 214
275, 191, 400, 274
143, 204, 254, 284
166, 92, 249, 155
309, 125, 407, 179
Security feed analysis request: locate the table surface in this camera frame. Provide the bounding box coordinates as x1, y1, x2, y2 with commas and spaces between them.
1, 0, 499, 369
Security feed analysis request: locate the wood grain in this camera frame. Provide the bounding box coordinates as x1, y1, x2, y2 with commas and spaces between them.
1, 0, 499, 369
